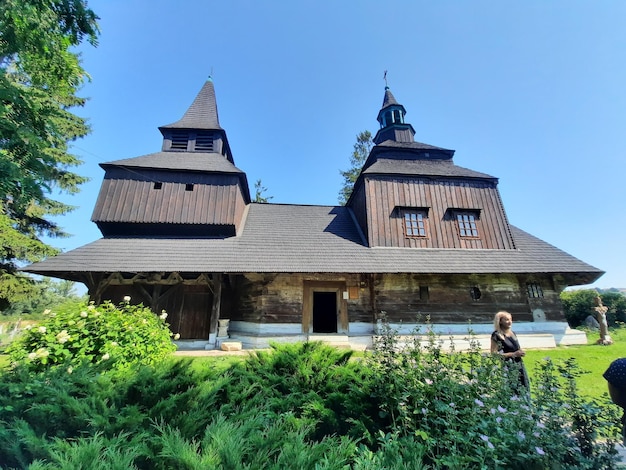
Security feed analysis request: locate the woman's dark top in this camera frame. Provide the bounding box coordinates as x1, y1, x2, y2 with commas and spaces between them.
491, 330, 529, 389
491, 331, 522, 361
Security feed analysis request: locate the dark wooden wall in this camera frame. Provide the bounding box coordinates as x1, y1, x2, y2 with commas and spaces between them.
102, 283, 223, 340
372, 273, 565, 324
230, 272, 565, 328
363, 176, 515, 249
92, 170, 247, 231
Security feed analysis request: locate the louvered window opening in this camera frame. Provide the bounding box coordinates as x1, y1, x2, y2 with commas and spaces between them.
195, 132, 214, 152
171, 132, 189, 150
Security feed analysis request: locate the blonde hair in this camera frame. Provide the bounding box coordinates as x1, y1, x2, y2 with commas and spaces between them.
493, 311, 512, 335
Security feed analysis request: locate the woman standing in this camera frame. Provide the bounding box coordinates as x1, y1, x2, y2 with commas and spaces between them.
491, 311, 529, 390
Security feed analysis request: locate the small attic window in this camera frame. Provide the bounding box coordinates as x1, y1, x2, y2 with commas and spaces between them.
153, 182, 162, 190
455, 211, 480, 238
194, 132, 214, 152
170, 132, 188, 150
185, 183, 194, 191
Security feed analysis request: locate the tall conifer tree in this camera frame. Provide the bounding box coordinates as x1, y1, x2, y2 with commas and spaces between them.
0, 0, 99, 308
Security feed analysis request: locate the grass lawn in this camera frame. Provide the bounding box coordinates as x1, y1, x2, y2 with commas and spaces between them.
524, 327, 626, 399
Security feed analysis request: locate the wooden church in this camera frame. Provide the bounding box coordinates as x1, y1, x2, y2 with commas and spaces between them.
25, 78, 603, 349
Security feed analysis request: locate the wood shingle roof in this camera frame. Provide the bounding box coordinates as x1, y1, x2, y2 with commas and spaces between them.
25, 203, 603, 284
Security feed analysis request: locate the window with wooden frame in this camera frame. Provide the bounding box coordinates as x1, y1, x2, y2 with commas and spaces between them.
456, 211, 479, 238
403, 209, 428, 238
526, 282, 544, 298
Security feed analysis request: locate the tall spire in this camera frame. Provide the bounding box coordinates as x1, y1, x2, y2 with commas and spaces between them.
373, 84, 416, 145
160, 76, 222, 130
157, 77, 233, 161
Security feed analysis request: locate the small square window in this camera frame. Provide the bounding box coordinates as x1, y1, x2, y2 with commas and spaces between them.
185, 183, 194, 191
404, 210, 428, 237
153, 182, 162, 190
456, 212, 479, 238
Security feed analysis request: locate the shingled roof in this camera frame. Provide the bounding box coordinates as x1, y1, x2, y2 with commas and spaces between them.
24, 203, 603, 285
100, 152, 245, 174
159, 77, 222, 130
363, 158, 496, 180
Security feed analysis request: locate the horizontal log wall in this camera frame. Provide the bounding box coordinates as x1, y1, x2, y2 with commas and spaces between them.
373, 273, 565, 323
230, 272, 565, 327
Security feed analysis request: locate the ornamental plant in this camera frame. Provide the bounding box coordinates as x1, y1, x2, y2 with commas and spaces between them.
367, 322, 621, 469
6, 298, 177, 373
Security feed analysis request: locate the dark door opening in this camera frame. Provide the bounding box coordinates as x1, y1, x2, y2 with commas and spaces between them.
313, 291, 337, 333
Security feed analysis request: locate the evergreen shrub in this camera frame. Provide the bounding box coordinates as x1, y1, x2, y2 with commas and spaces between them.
5, 299, 177, 372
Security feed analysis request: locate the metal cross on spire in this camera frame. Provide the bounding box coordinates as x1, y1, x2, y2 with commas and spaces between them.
383, 70, 388, 87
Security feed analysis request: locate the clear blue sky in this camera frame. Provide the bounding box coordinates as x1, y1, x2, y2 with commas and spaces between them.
51, 1, 626, 290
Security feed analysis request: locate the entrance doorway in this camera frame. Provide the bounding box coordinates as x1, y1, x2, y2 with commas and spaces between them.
313, 291, 337, 333
302, 281, 348, 334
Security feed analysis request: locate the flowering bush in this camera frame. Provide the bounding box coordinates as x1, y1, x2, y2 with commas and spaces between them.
6, 299, 177, 373
367, 322, 620, 469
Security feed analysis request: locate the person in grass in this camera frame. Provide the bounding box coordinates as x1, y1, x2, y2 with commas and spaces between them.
604, 358, 626, 443
491, 311, 529, 391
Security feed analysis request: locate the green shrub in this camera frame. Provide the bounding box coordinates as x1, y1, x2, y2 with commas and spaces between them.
367, 323, 621, 469
0, 330, 622, 469
221, 341, 378, 442
5, 299, 177, 373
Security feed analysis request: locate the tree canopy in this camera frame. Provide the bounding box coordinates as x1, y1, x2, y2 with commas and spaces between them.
253, 179, 273, 203
560, 288, 626, 327
0, 0, 99, 309
338, 130, 373, 205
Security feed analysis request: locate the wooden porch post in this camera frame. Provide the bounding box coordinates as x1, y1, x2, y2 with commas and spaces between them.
208, 273, 222, 348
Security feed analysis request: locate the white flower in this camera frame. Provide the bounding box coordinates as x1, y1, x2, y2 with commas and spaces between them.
424, 378, 433, 385
111, 341, 118, 347
517, 431, 525, 440
38, 326, 46, 333
475, 399, 484, 407
159, 312, 168, 320
174, 333, 180, 340
102, 353, 110, 361
25, 324, 32, 330
36, 348, 49, 358
87, 304, 96, 310
80, 311, 88, 318
67, 366, 73, 374
28, 352, 37, 360
56, 330, 71, 344
43, 309, 51, 315
497, 405, 507, 413
535, 447, 545, 455
123, 295, 131, 302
